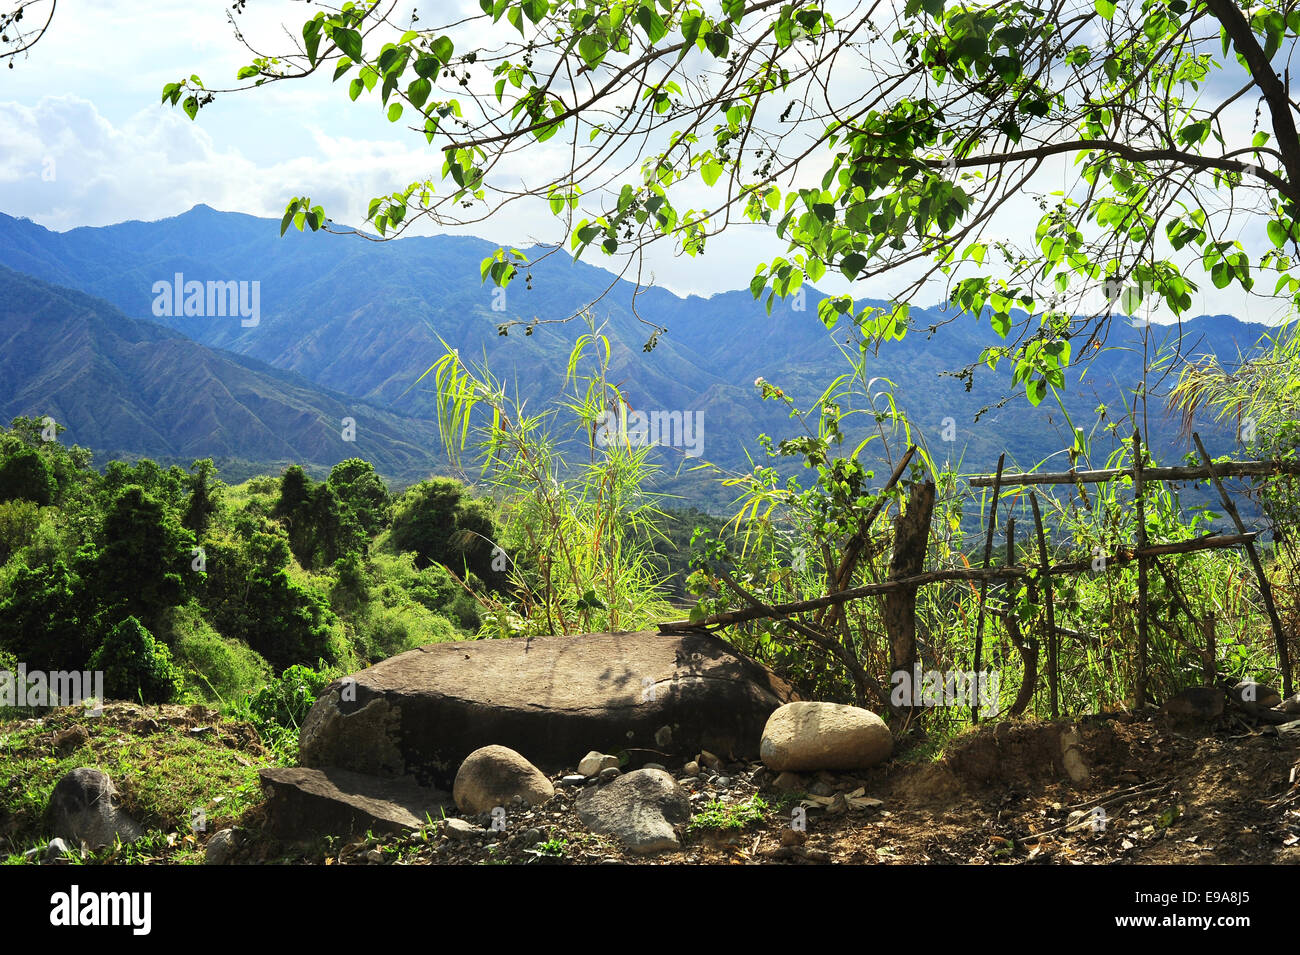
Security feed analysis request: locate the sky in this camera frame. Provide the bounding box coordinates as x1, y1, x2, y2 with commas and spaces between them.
0, 0, 1289, 325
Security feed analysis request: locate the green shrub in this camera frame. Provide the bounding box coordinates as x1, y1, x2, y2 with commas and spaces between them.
360, 602, 461, 661
0, 499, 41, 565
246, 663, 336, 730
0, 446, 56, 506
88, 617, 183, 704
167, 605, 272, 704
387, 478, 499, 581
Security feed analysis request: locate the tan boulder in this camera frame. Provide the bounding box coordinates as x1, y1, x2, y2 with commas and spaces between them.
760, 701, 893, 772
453, 745, 555, 814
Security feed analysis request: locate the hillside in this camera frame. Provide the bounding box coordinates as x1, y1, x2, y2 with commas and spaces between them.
0, 206, 1268, 499
0, 266, 444, 481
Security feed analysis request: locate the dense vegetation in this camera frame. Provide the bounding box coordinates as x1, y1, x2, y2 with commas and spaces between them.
0, 417, 501, 718
0, 411, 717, 738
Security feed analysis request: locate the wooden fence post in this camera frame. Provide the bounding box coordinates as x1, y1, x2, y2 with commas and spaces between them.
1133, 430, 1149, 709
1192, 432, 1292, 697
885, 480, 936, 716
972, 454, 1006, 723
1029, 492, 1058, 719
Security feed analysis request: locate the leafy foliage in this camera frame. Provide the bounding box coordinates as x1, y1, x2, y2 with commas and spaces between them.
88, 617, 183, 705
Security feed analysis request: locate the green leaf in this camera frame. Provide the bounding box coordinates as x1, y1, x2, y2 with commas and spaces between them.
700, 159, 724, 186
840, 252, 866, 279
431, 35, 455, 64
333, 28, 363, 62
182, 96, 199, 121
1094, 0, 1116, 20
579, 34, 608, 68
1268, 219, 1290, 249
408, 77, 431, 109
522, 0, 549, 24
388, 102, 404, 122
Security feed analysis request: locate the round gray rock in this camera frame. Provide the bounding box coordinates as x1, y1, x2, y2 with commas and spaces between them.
453, 745, 555, 815
47, 768, 143, 850
760, 702, 893, 772
576, 768, 690, 854
204, 828, 237, 865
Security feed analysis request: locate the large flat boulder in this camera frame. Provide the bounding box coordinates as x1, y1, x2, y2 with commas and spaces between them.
258, 766, 453, 839
300, 630, 795, 788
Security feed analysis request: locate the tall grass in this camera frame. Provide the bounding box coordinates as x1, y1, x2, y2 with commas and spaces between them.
426, 313, 675, 636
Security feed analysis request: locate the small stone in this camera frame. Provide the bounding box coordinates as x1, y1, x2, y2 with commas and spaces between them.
444, 818, 486, 841
47, 768, 143, 850
643, 762, 666, 771
760, 702, 893, 772
1232, 681, 1283, 712
698, 750, 724, 771
683, 761, 700, 776
189, 726, 213, 739
45, 837, 72, 863
519, 828, 543, 847
800, 847, 832, 863
716, 776, 731, 788
780, 827, 807, 847
771, 771, 806, 793
654, 725, 673, 748
578, 751, 620, 777
365, 849, 385, 864
52, 725, 89, 752
205, 828, 237, 865
598, 766, 621, 783
808, 780, 834, 797
576, 769, 690, 855
561, 774, 587, 787
453, 745, 555, 814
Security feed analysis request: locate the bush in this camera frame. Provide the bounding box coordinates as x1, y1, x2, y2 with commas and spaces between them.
246, 663, 335, 730
360, 602, 460, 661
167, 605, 273, 704
0, 446, 56, 506
0, 559, 93, 671
88, 617, 183, 704
0, 499, 42, 566
387, 478, 499, 581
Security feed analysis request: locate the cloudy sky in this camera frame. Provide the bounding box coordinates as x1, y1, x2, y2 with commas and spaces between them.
0, 0, 1287, 324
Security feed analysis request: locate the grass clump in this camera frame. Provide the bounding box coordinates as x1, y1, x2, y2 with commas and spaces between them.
688, 794, 769, 832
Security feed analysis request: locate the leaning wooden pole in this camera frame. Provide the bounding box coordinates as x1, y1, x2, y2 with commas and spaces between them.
972, 453, 1006, 723
969, 459, 1300, 487
1191, 432, 1292, 697
1029, 491, 1058, 719
885, 480, 937, 717
1005, 515, 1039, 718
660, 533, 1260, 632
1133, 431, 1149, 709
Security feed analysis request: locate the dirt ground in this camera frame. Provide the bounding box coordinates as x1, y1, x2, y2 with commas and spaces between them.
230, 711, 1300, 866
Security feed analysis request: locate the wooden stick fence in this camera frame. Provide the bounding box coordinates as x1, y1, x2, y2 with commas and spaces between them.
660, 430, 1293, 716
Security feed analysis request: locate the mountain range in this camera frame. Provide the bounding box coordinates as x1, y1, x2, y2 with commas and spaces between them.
0, 204, 1272, 504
